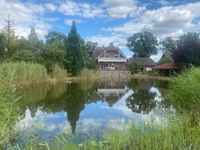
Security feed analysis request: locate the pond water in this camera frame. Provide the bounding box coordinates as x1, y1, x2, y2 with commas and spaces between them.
16, 79, 170, 143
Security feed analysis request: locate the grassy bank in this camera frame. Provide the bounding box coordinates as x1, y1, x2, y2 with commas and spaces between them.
0, 62, 67, 148
9, 113, 200, 150
0, 78, 20, 147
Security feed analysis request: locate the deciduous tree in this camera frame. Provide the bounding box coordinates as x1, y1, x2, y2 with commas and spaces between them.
127, 31, 158, 57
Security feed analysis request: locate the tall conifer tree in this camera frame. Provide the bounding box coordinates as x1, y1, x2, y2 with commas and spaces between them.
65, 21, 83, 75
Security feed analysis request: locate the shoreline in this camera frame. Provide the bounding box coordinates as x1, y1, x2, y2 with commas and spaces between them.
130, 74, 172, 81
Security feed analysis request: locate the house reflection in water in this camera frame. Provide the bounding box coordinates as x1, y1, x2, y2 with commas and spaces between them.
95, 80, 130, 107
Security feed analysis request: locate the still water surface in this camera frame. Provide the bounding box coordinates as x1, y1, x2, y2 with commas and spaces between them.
16, 79, 170, 142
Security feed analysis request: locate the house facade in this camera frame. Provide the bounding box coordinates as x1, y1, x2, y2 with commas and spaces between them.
93, 43, 127, 70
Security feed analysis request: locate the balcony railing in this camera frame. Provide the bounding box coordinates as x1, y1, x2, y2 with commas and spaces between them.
98, 57, 127, 62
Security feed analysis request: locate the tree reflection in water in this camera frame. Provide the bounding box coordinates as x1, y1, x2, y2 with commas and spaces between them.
17, 79, 169, 135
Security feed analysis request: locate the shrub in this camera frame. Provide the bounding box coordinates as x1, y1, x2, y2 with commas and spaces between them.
169, 67, 200, 114
126, 62, 140, 74
11, 49, 35, 62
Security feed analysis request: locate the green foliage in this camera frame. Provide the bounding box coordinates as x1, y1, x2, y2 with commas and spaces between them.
52, 65, 66, 80
46, 31, 66, 45
158, 57, 173, 65
28, 27, 38, 47
11, 49, 35, 62
0, 62, 48, 87
41, 42, 65, 73
169, 67, 200, 114
8, 114, 200, 150
0, 33, 6, 60
126, 62, 140, 74
173, 32, 200, 66
16, 37, 32, 50
2, 18, 18, 57
79, 68, 98, 80
84, 41, 97, 57
161, 37, 177, 52
64, 21, 84, 76
0, 84, 20, 147
127, 31, 158, 57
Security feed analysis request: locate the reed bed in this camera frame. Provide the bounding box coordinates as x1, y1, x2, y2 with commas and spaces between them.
0, 62, 48, 88
52, 64, 67, 81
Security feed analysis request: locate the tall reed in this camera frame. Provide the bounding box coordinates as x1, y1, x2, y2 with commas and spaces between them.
51, 64, 67, 81
0, 62, 48, 88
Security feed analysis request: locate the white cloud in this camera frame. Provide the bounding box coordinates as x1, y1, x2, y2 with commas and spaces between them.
0, 0, 52, 39
86, 34, 127, 49
106, 2, 200, 39
59, 1, 104, 18
64, 19, 83, 26
45, 3, 57, 12
104, 0, 145, 18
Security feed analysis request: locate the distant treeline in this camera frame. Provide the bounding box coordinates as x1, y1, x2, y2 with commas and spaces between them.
0, 19, 97, 76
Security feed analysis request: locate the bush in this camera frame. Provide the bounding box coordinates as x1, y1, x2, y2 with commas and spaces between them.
11, 49, 35, 62
127, 62, 140, 74
169, 67, 200, 113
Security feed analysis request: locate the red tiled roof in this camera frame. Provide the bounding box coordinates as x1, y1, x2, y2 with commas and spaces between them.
153, 63, 180, 69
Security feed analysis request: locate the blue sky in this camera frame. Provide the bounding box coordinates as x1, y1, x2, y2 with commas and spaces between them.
0, 0, 200, 60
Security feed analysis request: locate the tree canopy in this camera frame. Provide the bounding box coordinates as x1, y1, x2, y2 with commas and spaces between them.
172, 32, 200, 66
161, 37, 176, 52
127, 31, 158, 57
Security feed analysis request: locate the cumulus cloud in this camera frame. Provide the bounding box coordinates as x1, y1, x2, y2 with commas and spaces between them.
103, 0, 145, 18
45, 3, 57, 12
86, 34, 127, 49
105, 2, 200, 39
59, 1, 104, 18
0, 0, 52, 39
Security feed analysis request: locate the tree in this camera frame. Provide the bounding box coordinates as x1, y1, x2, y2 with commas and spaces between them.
126, 61, 140, 74
28, 27, 44, 57
17, 37, 32, 50
41, 42, 65, 73
0, 33, 6, 60
28, 27, 38, 46
172, 32, 200, 66
64, 21, 84, 76
2, 17, 17, 57
41, 31, 66, 73
127, 31, 158, 57
85, 41, 97, 57
11, 49, 35, 62
46, 31, 66, 45
161, 37, 176, 52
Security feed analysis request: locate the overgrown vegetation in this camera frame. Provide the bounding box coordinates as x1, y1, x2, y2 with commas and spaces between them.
7, 113, 200, 150
0, 18, 97, 77
0, 62, 48, 88
0, 75, 20, 147
169, 67, 200, 114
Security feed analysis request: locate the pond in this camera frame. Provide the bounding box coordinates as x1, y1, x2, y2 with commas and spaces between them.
16, 79, 170, 143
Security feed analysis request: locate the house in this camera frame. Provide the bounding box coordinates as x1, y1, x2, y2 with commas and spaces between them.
153, 63, 181, 76
128, 57, 156, 71
92, 43, 127, 70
